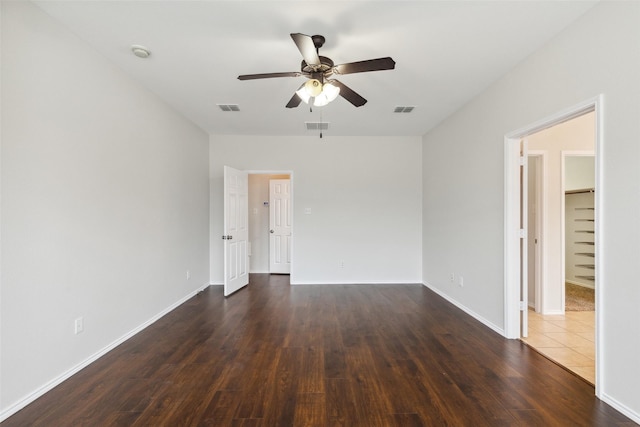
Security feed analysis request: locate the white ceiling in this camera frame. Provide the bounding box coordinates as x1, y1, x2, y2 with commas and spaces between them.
33, 1, 597, 137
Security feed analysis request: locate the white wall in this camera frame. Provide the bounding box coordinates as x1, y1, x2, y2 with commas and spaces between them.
565, 156, 595, 191
422, 1, 640, 420
210, 135, 422, 285
0, 1, 210, 417
528, 112, 595, 313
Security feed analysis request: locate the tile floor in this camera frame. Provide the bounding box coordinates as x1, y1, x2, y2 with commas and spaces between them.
522, 309, 595, 384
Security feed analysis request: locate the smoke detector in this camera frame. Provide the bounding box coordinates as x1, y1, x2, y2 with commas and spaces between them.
131, 45, 151, 59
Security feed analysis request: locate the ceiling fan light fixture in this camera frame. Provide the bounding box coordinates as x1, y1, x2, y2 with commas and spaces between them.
313, 82, 340, 107
303, 79, 323, 97
295, 86, 312, 104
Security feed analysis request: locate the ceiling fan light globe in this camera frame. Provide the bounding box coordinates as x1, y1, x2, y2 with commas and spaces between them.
313, 93, 330, 107
304, 79, 323, 97
323, 82, 340, 102
295, 87, 311, 104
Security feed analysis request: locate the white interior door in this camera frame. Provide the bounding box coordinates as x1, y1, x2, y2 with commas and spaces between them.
269, 179, 291, 274
224, 166, 249, 296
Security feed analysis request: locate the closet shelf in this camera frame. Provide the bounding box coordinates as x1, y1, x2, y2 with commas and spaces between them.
576, 230, 594, 234
575, 207, 595, 210
576, 275, 595, 281
576, 242, 595, 245
575, 252, 595, 257
575, 264, 595, 269
575, 219, 595, 222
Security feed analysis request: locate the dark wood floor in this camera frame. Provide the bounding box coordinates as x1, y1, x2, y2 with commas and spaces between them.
3, 274, 636, 426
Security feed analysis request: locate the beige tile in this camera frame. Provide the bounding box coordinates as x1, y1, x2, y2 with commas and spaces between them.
548, 320, 594, 333
577, 331, 595, 342
537, 347, 595, 367
545, 332, 594, 348
523, 307, 595, 384
573, 345, 596, 360
565, 311, 595, 323
522, 334, 565, 348
568, 366, 595, 384
533, 322, 568, 333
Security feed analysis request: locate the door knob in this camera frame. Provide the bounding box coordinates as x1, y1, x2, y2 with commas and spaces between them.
270, 229, 274, 233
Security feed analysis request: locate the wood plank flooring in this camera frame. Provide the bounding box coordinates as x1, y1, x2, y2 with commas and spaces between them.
2, 274, 636, 426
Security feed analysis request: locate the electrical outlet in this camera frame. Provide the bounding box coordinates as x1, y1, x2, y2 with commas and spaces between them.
340, 261, 344, 268
459, 276, 464, 287
450, 273, 455, 283
74, 317, 84, 335
186, 270, 191, 280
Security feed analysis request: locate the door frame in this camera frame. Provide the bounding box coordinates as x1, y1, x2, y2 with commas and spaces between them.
504, 95, 603, 396
247, 170, 295, 278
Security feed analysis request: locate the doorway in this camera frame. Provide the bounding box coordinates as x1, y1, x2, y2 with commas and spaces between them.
523, 128, 596, 384
247, 173, 293, 275
504, 96, 602, 395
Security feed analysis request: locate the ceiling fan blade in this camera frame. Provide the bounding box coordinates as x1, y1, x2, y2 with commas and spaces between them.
286, 93, 302, 108
290, 33, 321, 67
238, 72, 300, 81
333, 57, 396, 75
332, 80, 367, 107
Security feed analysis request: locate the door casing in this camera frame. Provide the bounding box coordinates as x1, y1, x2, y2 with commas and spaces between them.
503, 95, 603, 396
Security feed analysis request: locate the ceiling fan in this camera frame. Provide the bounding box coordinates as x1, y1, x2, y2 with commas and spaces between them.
238, 33, 395, 108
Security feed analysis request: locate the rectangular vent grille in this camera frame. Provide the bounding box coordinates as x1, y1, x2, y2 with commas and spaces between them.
218, 104, 240, 112
394, 106, 415, 113
305, 122, 329, 130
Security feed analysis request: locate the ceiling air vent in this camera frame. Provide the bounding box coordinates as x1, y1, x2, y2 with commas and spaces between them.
394, 106, 415, 113
217, 104, 240, 112
305, 122, 329, 131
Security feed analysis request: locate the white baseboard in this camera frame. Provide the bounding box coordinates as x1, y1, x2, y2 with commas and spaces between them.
290, 281, 423, 285
210, 282, 223, 286
422, 282, 505, 337
601, 393, 640, 424
0, 282, 211, 423
542, 309, 565, 315
566, 280, 595, 290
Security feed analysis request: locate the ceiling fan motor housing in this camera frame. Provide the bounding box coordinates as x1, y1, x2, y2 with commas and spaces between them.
301, 56, 334, 76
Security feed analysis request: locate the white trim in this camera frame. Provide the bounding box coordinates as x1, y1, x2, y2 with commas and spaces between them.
424, 282, 505, 337
593, 95, 604, 397
504, 136, 521, 339
290, 281, 423, 285
565, 279, 595, 290
600, 393, 640, 425
504, 95, 603, 398
0, 283, 211, 423
541, 309, 565, 316
505, 98, 598, 140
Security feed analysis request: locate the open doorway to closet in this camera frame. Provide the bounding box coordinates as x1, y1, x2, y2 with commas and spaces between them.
522, 112, 596, 385
505, 97, 601, 393
248, 173, 292, 275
